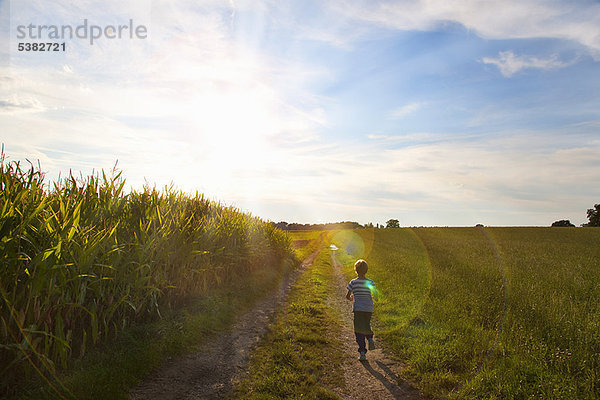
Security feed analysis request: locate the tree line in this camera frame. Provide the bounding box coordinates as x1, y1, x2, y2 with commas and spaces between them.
273, 202, 600, 230
552, 203, 600, 227
272, 219, 401, 231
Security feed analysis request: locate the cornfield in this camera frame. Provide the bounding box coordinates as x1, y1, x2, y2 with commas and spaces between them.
0, 158, 292, 394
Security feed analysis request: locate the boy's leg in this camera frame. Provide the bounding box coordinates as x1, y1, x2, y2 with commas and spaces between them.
354, 311, 372, 354
365, 311, 373, 336
367, 335, 375, 350
355, 332, 367, 353
364, 312, 374, 348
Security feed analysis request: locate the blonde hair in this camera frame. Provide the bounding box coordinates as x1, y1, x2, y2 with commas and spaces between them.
354, 259, 368, 276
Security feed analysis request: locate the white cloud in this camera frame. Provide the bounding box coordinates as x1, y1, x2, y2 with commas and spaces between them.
359, 132, 599, 225
482, 51, 573, 77
388, 102, 425, 119
366, 132, 449, 144
0, 95, 46, 114
234, 127, 600, 225
331, 0, 600, 58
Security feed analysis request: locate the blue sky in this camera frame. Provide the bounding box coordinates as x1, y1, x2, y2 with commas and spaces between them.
1, 0, 599, 226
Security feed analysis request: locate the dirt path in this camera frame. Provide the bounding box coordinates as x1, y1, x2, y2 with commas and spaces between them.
129, 249, 321, 400
328, 253, 426, 400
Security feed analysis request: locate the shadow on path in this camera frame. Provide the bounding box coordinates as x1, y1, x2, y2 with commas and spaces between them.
359, 360, 420, 400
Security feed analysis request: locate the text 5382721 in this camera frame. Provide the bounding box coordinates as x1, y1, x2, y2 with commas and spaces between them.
18, 42, 66, 52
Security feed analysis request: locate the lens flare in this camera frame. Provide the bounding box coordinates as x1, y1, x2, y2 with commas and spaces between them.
331, 229, 374, 260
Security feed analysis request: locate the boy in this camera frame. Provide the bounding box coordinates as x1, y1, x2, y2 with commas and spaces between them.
345, 259, 377, 360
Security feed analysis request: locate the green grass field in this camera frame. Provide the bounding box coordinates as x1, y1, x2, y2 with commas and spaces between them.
332, 227, 600, 399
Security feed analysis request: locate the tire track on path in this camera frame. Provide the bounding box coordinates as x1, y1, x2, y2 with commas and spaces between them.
129, 248, 322, 400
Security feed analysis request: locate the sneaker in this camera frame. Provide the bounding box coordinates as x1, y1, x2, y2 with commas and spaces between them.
359, 352, 367, 361
368, 338, 375, 350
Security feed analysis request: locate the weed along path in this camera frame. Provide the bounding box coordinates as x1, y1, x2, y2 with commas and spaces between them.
329, 252, 425, 400
128, 249, 321, 400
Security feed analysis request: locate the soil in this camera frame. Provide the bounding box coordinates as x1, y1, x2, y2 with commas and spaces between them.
328, 253, 426, 400
128, 248, 321, 400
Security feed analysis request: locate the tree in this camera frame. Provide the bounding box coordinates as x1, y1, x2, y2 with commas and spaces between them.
551, 220, 575, 227
386, 219, 400, 228
585, 203, 600, 227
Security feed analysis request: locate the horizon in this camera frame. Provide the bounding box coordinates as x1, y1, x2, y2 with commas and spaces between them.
1, 0, 599, 227
1, 157, 594, 228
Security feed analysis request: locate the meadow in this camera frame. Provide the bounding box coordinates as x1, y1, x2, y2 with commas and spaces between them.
333, 227, 600, 399
0, 159, 294, 397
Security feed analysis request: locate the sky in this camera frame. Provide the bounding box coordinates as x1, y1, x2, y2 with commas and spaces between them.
1, 0, 599, 226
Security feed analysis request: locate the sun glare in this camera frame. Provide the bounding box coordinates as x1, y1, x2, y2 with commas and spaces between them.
187, 85, 279, 193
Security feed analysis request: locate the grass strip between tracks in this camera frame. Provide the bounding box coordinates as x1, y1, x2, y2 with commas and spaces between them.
233, 240, 346, 399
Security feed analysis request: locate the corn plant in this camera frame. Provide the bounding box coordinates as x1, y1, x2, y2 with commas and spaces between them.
0, 157, 292, 396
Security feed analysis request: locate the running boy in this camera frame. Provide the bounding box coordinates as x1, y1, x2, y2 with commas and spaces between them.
345, 259, 377, 360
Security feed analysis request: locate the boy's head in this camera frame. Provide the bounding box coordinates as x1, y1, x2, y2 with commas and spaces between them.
354, 259, 368, 276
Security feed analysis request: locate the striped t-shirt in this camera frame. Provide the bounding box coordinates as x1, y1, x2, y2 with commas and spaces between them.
347, 278, 375, 312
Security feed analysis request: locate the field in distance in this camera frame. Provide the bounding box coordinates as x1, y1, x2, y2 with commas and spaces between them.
326, 227, 600, 399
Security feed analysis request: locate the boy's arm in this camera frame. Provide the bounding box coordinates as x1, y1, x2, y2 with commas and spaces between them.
345, 289, 353, 301
369, 281, 380, 301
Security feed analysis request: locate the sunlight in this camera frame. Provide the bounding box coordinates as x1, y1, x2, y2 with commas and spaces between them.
187, 79, 276, 167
